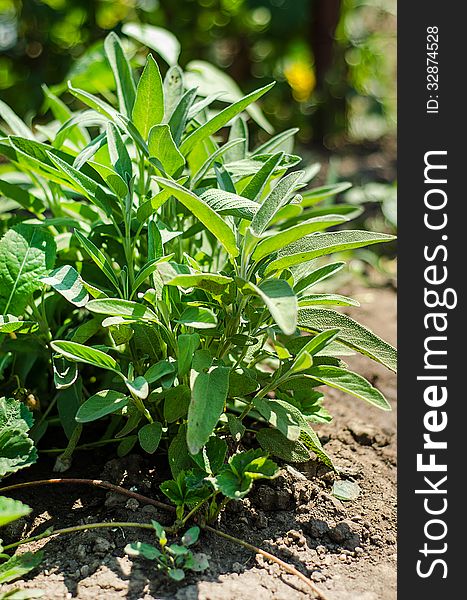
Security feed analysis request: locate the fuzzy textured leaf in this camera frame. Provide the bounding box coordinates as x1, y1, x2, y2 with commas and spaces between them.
302, 365, 391, 410
266, 230, 395, 274
297, 308, 397, 371
133, 54, 164, 140
0, 224, 56, 316
42, 265, 89, 307
155, 178, 238, 258
187, 362, 230, 454
51, 340, 121, 372
76, 390, 128, 423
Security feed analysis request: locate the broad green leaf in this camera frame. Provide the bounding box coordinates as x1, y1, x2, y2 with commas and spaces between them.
107, 122, 132, 181
253, 397, 301, 441
75, 390, 128, 423
168, 424, 192, 477
253, 128, 299, 156
0, 496, 31, 527
201, 189, 259, 220
294, 330, 340, 359
5, 136, 101, 187
252, 215, 347, 262
177, 333, 200, 377
86, 298, 159, 322
213, 468, 250, 499
164, 385, 191, 422
240, 278, 297, 336
298, 294, 360, 307
253, 394, 333, 467
145, 360, 175, 384
297, 308, 397, 371
168, 87, 198, 145
0, 180, 44, 215
122, 22, 181, 66
176, 306, 217, 329
288, 351, 313, 374
180, 83, 275, 156
0, 551, 43, 584
0, 316, 38, 334
293, 261, 345, 293
250, 171, 304, 236
47, 152, 115, 215
148, 124, 185, 176
241, 152, 284, 201
300, 182, 352, 207
164, 272, 232, 296
0, 224, 56, 316
230, 448, 278, 479
50, 340, 121, 372
109, 321, 134, 345
133, 55, 164, 140
138, 421, 163, 454
302, 365, 391, 410
104, 32, 136, 117
71, 318, 101, 344
229, 368, 259, 397
186, 60, 273, 132
125, 541, 162, 560
154, 178, 239, 258
187, 362, 230, 454
74, 230, 120, 292
265, 230, 395, 274
41, 265, 89, 307
0, 99, 33, 139
256, 428, 311, 463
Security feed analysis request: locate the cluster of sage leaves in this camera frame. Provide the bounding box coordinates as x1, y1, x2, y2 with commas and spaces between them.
0, 30, 396, 526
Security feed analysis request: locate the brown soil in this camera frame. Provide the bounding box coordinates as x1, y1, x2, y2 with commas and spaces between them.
2, 286, 396, 600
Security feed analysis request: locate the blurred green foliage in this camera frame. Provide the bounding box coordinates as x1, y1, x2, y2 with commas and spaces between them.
0, 0, 395, 145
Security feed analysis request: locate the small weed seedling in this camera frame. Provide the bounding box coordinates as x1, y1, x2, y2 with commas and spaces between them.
126, 522, 208, 582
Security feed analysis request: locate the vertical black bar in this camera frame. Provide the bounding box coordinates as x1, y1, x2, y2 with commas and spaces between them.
398, 3, 464, 597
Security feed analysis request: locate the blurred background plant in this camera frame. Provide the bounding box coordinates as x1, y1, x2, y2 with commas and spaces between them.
1, 0, 395, 145
0, 0, 396, 267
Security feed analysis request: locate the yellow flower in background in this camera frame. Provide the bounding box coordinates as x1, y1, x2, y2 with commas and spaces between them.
284, 61, 316, 103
